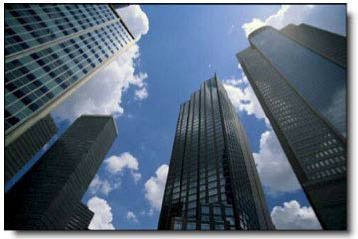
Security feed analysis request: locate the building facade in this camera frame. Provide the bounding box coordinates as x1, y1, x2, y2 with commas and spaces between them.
65, 202, 95, 230
5, 115, 118, 230
237, 24, 347, 230
158, 76, 274, 230
5, 114, 57, 183
5, 4, 134, 146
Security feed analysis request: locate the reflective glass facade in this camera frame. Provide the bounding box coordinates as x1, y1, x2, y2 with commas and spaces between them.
5, 4, 134, 141
158, 76, 274, 230
280, 23, 347, 68
5, 115, 118, 229
237, 24, 347, 230
250, 26, 346, 138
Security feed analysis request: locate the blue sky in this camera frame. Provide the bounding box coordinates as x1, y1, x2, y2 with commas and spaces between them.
5, 4, 346, 230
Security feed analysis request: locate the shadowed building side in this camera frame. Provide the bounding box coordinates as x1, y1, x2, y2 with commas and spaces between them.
5, 115, 118, 230
5, 114, 57, 183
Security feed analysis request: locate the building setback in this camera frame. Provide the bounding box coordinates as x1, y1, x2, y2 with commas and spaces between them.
5, 114, 57, 183
5, 3, 134, 147
158, 76, 274, 230
237, 24, 347, 230
5, 115, 118, 230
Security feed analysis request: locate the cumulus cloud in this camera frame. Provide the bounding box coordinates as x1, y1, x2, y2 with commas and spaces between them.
53, 5, 149, 121
271, 200, 321, 230
131, 171, 142, 183
126, 211, 139, 223
242, 5, 316, 37
144, 164, 169, 210
89, 175, 120, 195
105, 152, 139, 173
87, 196, 115, 230
105, 152, 142, 183
223, 70, 270, 126
116, 5, 149, 40
253, 130, 301, 195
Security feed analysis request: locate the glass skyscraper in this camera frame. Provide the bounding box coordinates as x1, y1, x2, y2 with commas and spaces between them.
158, 76, 274, 230
5, 115, 118, 230
237, 23, 346, 229
5, 4, 135, 146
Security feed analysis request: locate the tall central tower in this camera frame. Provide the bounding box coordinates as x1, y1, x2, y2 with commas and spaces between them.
158, 76, 274, 230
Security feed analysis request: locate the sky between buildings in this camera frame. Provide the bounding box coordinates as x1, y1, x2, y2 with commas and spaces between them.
6, 4, 346, 230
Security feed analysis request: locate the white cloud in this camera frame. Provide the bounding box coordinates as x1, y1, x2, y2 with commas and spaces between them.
53, 6, 149, 122
135, 86, 148, 100
105, 152, 139, 174
253, 130, 301, 195
223, 72, 270, 126
131, 171, 142, 183
271, 200, 321, 230
116, 5, 149, 40
242, 5, 316, 37
144, 164, 169, 210
87, 196, 115, 230
89, 175, 120, 195
126, 211, 139, 223
105, 152, 142, 184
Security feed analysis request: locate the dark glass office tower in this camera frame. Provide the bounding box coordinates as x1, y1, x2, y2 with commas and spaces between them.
65, 202, 95, 230
158, 76, 274, 230
5, 115, 118, 230
5, 4, 134, 148
5, 114, 57, 183
237, 24, 347, 230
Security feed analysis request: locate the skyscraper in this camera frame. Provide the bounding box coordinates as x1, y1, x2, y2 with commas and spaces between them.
5, 114, 57, 183
5, 4, 134, 147
158, 76, 274, 230
5, 115, 118, 230
237, 24, 346, 230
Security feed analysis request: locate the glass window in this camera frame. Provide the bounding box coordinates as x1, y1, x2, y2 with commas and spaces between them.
213, 206, 221, 215
215, 224, 224, 230
201, 223, 210, 230
201, 215, 210, 221
187, 222, 196, 230
202, 205, 209, 214
187, 209, 196, 217
225, 207, 233, 216
173, 221, 182, 230
226, 217, 235, 225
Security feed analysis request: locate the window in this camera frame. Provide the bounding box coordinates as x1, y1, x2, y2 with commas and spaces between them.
187, 222, 196, 230
225, 207, 233, 216
173, 221, 182, 230
213, 206, 221, 215
226, 217, 235, 225
201, 223, 210, 230
201, 215, 210, 221
215, 224, 224, 230
202, 205, 209, 214
187, 209, 196, 217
